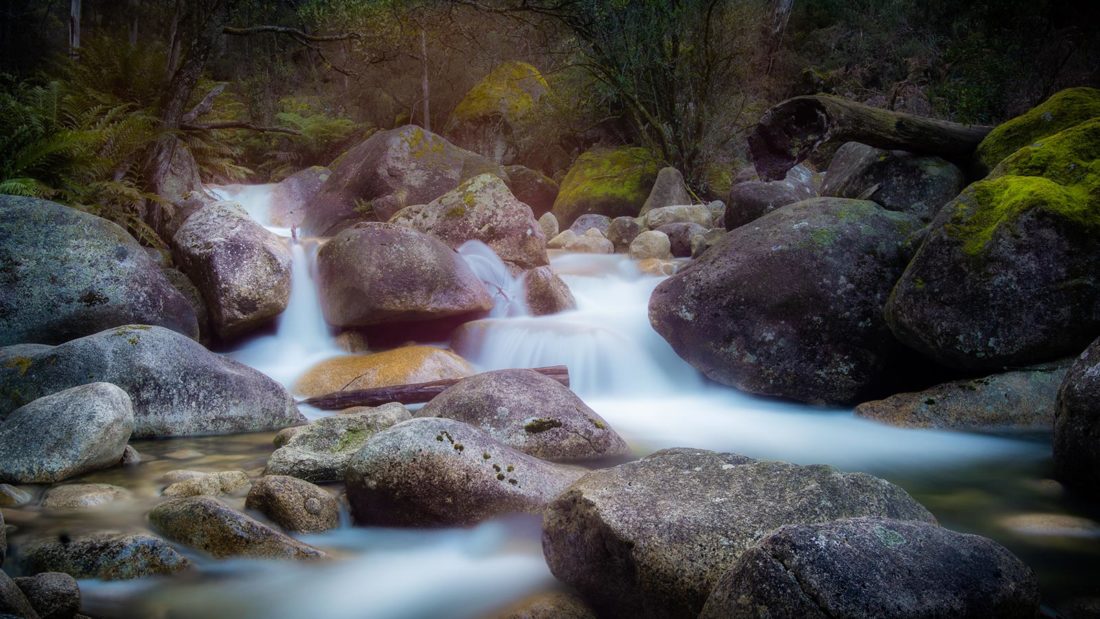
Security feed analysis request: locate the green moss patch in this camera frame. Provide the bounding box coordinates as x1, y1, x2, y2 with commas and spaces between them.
991, 118, 1100, 186
451, 62, 549, 125
523, 418, 563, 434
977, 87, 1100, 171
551, 146, 660, 226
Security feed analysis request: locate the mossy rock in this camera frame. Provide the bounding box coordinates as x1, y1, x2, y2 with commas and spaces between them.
551, 147, 660, 227
991, 117, 1100, 186
450, 62, 548, 126
976, 87, 1100, 172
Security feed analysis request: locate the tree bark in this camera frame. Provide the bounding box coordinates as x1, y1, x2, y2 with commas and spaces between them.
301, 366, 570, 410
420, 28, 431, 132
68, 0, 81, 59
747, 95, 993, 181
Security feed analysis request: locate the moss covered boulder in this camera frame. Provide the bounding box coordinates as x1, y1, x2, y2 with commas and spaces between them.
551, 147, 660, 228
302, 126, 507, 235
886, 120, 1100, 371
976, 87, 1100, 172
650, 198, 922, 405
294, 346, 474, 397
446, 61, 549, 165
0, 196, 198, 346
390, 174, 548, 268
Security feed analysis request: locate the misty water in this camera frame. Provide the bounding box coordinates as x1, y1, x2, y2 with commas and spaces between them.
13, 184, 1097, 617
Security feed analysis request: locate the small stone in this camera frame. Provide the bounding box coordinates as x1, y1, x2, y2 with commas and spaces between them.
41, 484, 133, 510
538, 212, 559, 240
162, 470, 250, 498
119, 445, 142, 466
245, 475, 340, 533
629, 230, 672, 260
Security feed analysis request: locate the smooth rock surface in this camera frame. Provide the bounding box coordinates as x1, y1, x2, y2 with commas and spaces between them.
346, 417, 584, 526
293, 347, 474, 397
629, 230, 672, 261
522, 267, 577, 316
537, 212, 559, 240
245, 475, 340, 533
547, 229, 613, 254
542, 448, 934, 618
149, 497, 326, 560
41, 484, 133, 510
640, 167, 692, 214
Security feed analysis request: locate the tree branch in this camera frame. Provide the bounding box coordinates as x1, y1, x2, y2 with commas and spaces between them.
181, 121, 301, 135
181, 83, 226, 124
222, 25, 361, 41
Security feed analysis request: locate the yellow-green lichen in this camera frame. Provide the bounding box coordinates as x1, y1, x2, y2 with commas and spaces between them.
551, 146, 660, 226
451, 62, 549, 125
336, 428, 367, 452
4, 356, 34, 376
991, 118, 1100, 186
976, 87, 1100, 172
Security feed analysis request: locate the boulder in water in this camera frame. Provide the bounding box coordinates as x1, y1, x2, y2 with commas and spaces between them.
345, 417, 584, 526
18, 533, 191, 580
700, 517, 1039, 619
0, 383, 133, 484
0, 196, 198, 346
0, 325, 303, 438
41, 483, 134, 510
523, 267, 576, 316
172, 202, 292, 341
0, 570, 37, 619
269, 165, 330, 227
317, 223, 493, 328
161, 470, 250, 498
14, 572, 80, 619
538, 212, 559, 240
542, 448, 934, 618
245, 475, 340, 534
293, 346, 474, 397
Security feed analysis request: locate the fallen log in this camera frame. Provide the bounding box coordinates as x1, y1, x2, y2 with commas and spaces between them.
747, 95, 993, 181
300, 365, 570, 410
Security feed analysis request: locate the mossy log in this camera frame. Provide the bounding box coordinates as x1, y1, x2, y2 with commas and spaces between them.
300, 365, 570, 410
748, 95, 993, 181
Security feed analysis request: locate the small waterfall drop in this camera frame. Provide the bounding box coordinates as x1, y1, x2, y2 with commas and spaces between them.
457, 240, 528, 317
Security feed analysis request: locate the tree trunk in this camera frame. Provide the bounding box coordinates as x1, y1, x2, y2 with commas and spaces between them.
747, 95, 993, 181
420, 28, 431, 132
165, 0, 182, 80
301, 366, 571, 410
159, 0, 228, 129
128, 0, 140, 46
68, 0, 81, 59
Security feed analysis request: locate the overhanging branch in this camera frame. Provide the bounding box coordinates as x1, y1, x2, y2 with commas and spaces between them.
222, 25, 362, 41
181, 121, 302, 135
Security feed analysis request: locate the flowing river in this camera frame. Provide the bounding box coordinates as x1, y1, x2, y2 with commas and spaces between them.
19, 184, 1098, 617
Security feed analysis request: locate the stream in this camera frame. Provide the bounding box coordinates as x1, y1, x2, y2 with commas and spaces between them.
14, 183, 1099, 617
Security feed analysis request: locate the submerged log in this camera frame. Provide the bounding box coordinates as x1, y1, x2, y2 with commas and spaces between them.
300, 365, 570, 410
747, 95, 993, 181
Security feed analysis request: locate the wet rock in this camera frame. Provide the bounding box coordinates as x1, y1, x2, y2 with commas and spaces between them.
542, 448, 933, 618
886, 120, 1100, 371
504, 165, 559, 217
14, 572, 79, 619
606, 217, 643, 252
821, 142, 966, 222
149, 496, 326, 560
417, 369, 627, 461
568, 214, 612, 237
522, 267, 576, 316
1055, 337, 1100, 494
725, 164, 816, 229
18, 533, 191, 580
856, 361, 1069, 431
303, 125, 506, 235
172, 201, 292, 341
643, 204, 711, 229
656, 223, 708, 258
547, 229, 613, 254
0, 383, 133, 484
0, 326, 303, 438
489, 590, 596, 619
293, 346, 474, 398
162, 470, 250, 498
245, 475, 340, 533
551, 147, 659, 227
537, 212, 559, 240
0, 195, 198, 346
41, 484, 133, 510
266, 404, 411, 482
0, 571, 37, 619
700, 517, 1039, 619
390, 174, 547, 269
629, 230, 672, 261
120, 446, 141, 467
316, 223, 493, 328
0, 485, 31, 507
268, 166, 330, 228
651, 198, 921, 405
640, 167, 692, 215
345, 417, 584, 526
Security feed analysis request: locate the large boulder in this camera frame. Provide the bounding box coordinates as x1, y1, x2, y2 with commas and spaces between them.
0, 383, 133, 484
886, 120, 1100, 371
302, 126, 506, 235
542, 449, 934, 619
172, 202, 291, 341
640, 167, 693, 215
522, 267, 576, 316
724, 164, 815, 230
446, 62, 549, 165
149, 496, 326, 560
390, 174, 547, 268
0, 196, 198, 346
316, 223, 493, 328
551, 147, 660, 227
699, 518, 1039, 619
417, 369, 627, 461
821, 142, 966, 222
245, 475, 340, 533
651, 198, 921, 404
293, 346, 474, 397
1054, 337, 1100, 494
345, 417, 584, 526
268, 165, 330, 228
976, 87, 1100, 172
504, 165, 558, 217
18, 533, 191, 580
0, 325, 303, 438
265, 403, 410, 482
856, 362, 1069, 431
